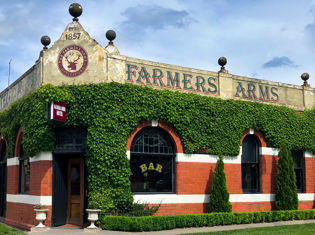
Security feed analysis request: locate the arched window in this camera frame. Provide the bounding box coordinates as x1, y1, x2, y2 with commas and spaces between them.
241, 135, 260, 193
292, 150, 304, 192
19, 145, 30, 194
130, 127, 175, 193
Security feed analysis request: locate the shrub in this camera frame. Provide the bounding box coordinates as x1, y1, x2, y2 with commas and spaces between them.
117, 202, 160, 217
100, 209, 315, 232
275, 143, 298, 210
208, 154, 232, 212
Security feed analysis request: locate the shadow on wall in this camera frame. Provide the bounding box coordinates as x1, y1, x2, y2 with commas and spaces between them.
206, 166, 214, 195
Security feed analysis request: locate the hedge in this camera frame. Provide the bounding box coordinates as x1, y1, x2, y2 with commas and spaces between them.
101, 209, 315, 232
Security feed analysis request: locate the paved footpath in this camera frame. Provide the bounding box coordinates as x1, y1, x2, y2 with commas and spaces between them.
26, 219, 315, 235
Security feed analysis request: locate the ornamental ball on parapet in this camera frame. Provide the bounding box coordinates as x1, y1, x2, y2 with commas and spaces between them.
301, 72, 310, 87
301, 73, 309, 82
69, 3, 82, 21
40, 36, 51, 49
218, 57, 227, 73
106, 30, 116, 42
218, 57, 227, 67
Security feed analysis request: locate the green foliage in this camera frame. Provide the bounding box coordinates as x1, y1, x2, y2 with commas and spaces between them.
0, 224, 25, 235
188, 223, 315, 235
275, 143, 298, 210
0, 82, 314, 214
100, 209, 315, 232
117, 202, 160, 217
208, 154, 232, 212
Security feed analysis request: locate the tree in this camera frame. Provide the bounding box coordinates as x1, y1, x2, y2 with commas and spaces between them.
208, 154, 232, 212
275, 143, 298, 210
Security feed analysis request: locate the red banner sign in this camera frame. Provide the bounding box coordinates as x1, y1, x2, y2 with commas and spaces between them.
49, 101, 66, 122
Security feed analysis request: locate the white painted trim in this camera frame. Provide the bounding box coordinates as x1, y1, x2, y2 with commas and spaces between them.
7, 157, 19, 166
230, 194, 274, 202
176, 152, 242, 164
30, 152, 52, 162
260, 147, 279, 156
249, 129, 254, 135
305, 151, 314, 158
6, 194, 52, 206
126, 150, 130, 160
134, 194, 209, 204
134, 193, 315, 204
152, 120, 158, 127
298, 193, 315, 201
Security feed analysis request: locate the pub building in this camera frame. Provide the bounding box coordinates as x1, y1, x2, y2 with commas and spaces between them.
0, 3, 314, 230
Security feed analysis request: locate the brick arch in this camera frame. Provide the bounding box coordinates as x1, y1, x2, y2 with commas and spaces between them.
127, 121, 183, 153
240, 129, 267, 147
14, 127, 23, 157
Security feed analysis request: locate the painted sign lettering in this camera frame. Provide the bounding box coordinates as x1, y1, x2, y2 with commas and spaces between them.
235, 82, 279, 102
126, 64, 218, 95
140, 163, 163, 173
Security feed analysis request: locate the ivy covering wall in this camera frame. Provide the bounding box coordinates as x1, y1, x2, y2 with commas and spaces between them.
0, 82, 314, 212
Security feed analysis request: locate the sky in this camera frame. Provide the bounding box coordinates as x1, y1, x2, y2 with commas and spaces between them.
0, 0, 315, 92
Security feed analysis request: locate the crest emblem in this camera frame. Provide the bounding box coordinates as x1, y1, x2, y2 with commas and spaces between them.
58, 45, 88, 77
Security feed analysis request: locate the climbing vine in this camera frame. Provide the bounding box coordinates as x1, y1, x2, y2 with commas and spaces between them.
0, 82, 314, 212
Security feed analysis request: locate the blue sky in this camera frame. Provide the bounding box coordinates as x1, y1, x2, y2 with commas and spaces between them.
0, 0, 315, 92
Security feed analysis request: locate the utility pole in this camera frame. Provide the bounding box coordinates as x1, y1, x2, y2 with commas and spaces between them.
8, 59, 12, 87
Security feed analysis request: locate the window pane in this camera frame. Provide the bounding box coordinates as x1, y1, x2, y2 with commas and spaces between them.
295, 169, 303, 192
71, 163, 81, 195
242, 135, 259, 163
130, 155, 173, 193
292, 150, 304, 192
20, 157, 30, 194
242, 163, 259, 193
131, 127, 174, 155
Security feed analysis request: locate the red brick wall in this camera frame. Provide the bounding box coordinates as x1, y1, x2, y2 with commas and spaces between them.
231, 202, 273, 212
305, 157, 315, 193
152, 203, 208, 215
5, 202, 51, 230
176, 162, 213, 194
153, 202, 273, 214
176, 162, 243, 194
29, 161, 52, 196
260, 155, 278, 194
299, 201, 315, 210
5, 160, 52, 230
151, 200, 315, 215
6, 164, 19, 194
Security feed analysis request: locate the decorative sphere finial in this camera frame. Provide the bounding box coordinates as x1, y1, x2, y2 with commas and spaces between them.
69, 3, 82, 21
41, 35, 51, 50
106, 30, 116, 45
301, 72, 310, 87
218, 57, 227, 73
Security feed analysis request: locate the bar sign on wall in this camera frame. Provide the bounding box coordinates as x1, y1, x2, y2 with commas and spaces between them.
48, 101, 66, 122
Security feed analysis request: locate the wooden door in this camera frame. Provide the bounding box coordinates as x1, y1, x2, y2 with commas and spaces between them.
67, 158, 84, 225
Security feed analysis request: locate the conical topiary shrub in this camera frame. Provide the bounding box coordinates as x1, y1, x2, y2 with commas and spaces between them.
275, 143, 298, 210
208, 154, 232, 212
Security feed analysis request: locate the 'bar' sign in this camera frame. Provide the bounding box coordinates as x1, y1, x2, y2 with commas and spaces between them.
48, 101, 66, 122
